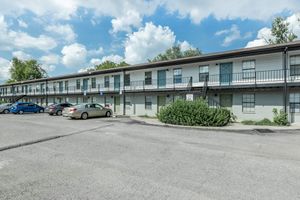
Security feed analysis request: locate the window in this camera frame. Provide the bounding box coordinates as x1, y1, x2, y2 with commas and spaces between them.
104, 76, 109, 88
65, 81, 69, 91
124, 74, 130, 86
145, 96, 152, 110
76, 79, 81, 90
145, 71, 152, 85
290, 55, 300, 76
290, 93, 300, 113
242, 60, 255, 79
199, 66, 209, 82
91, 78, 96, 89
173, 68, 182, 84
242, 94, 255, 113
95, 104, 103, 109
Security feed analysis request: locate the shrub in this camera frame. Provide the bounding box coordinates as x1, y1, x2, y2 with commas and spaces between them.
241, 120, 256, 125
157, 99, 232, 127
255, 118, 275, 126
273, 108, 289, 126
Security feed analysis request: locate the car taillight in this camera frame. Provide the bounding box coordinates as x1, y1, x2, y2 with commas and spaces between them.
69, 108, 77, 112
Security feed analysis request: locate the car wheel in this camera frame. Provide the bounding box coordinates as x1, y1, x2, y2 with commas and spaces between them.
106, 111, 111, 117
81, 112, 88, 120
18, 110, 24, 114
3, 109, 9, 114
56, 110, 62, 116
39, 109, 44, 113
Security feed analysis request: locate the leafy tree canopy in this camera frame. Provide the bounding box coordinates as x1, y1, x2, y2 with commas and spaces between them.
7, 58, 47, 83
95, 60, 130, 70
268, 17, 298, 44
149, 45, 201, 62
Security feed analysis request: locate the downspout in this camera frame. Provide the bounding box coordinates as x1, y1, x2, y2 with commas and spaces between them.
283, 46, 288, 114
46, 80, 48, 106
122, 70, 126, 116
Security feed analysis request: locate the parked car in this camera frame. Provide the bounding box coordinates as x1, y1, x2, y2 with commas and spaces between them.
10, 102, 45, 114
48, 103, 73, 116
62, 103, 112, 120
0, 103, 12, 114
44, 103, 55, 113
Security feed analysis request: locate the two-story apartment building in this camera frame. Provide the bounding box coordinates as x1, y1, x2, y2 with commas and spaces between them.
2, 41, 300, 122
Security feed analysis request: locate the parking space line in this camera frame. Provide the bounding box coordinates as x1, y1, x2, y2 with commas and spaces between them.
0, 124, 113, 152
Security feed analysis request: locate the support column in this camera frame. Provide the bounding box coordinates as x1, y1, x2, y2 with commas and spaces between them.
283, 47, 288, 113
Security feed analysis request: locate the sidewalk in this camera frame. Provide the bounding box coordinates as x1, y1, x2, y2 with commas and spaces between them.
130, 116, 300, 132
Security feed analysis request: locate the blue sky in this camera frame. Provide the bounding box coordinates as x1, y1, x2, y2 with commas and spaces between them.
0, 0, 300, 83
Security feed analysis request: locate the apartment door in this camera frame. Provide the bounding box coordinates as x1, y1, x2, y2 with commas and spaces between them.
114, 75, 120, 91
219, 94, 233, 110
220, 63, 233, 86
157, 70, 166, 88
82, 79, 89, 91
114, 96, 121, 114
157, 96, 166, 113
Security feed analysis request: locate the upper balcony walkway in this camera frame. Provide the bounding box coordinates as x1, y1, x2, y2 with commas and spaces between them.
1, 69, 300, 97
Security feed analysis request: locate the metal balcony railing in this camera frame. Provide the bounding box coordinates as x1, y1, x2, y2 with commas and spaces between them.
3, 68, 300, 97
125, 77, 192, 91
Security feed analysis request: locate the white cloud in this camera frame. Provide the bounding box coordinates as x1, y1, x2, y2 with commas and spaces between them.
0, 15, 57, 51
0, 0, 159, 33
17, 19, 28, 28
90, 58, 102, 66
246, 28, 273, 48
12, 51, 31, 60
124, 22, 176, 64
40, 54, 60, 65
0, 57, 11, 81
162, 0, 300, 24
41, 64, 56, 73
45, 24, 77, 43
0, 0, 299, 34
88, 47, 104, 57
246, 13, 300, 48
216, 24, 252, 46
178, 41, 194, 51
111, 10, 142, 33
90, 54, 124, 66
61, 43, 87, 68
101, 55, 124, 64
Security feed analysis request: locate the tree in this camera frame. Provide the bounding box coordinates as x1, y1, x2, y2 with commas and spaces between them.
149, 45, 201, 62
7, 58, 47, 83
95, 60, 130, 70
268, 17, 298, 44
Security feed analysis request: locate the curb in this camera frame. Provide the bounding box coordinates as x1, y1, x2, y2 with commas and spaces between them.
130, 117, 300, 133
130, 118, 254, 133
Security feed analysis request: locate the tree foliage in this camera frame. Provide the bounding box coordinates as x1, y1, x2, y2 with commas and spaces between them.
95, 61, 130, 70
7, 58, 47, 83
268, 17, 298, 44
149, 45, 201, 62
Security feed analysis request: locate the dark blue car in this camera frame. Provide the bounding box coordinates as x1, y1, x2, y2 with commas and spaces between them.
10, 102, 45, 114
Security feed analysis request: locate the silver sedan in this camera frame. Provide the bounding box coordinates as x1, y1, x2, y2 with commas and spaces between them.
62, 103, 113, 120
0, 103, 12, 114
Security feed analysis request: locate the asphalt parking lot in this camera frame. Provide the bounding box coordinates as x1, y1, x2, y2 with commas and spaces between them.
1, 114, 300, 200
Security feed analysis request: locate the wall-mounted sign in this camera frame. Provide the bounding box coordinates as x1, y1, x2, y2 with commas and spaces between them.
186, 94, 194, 101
